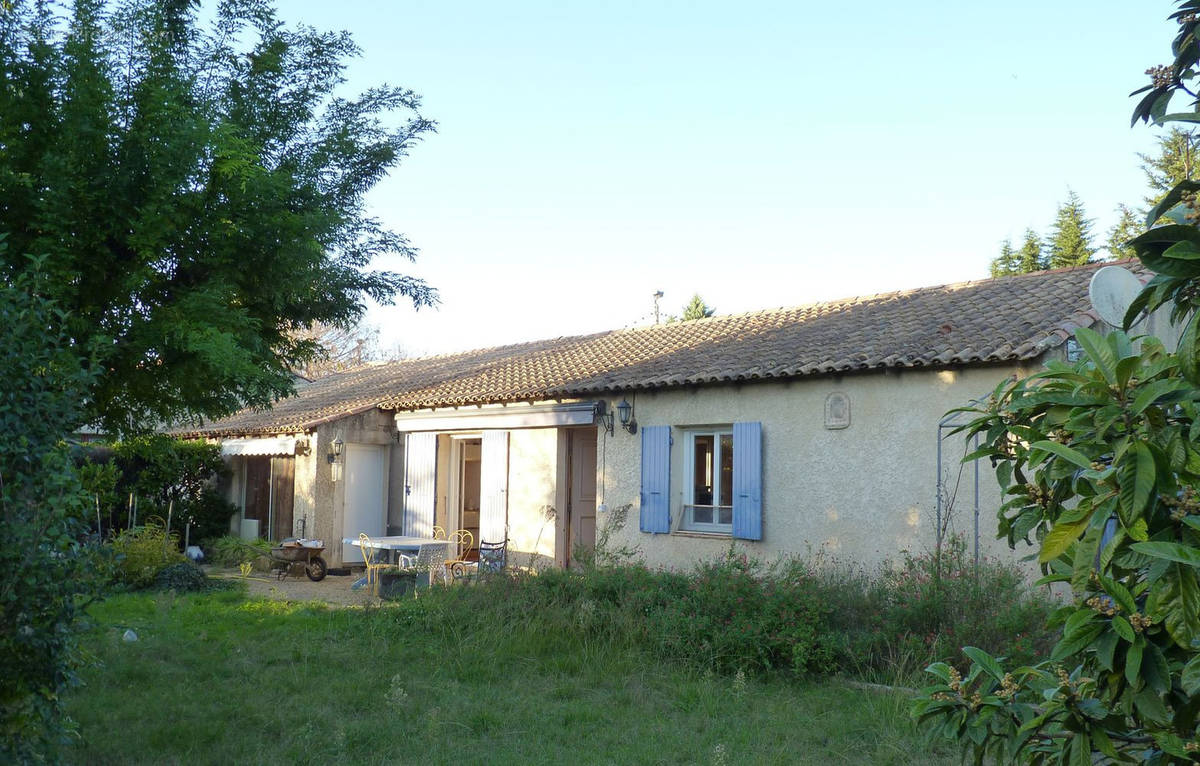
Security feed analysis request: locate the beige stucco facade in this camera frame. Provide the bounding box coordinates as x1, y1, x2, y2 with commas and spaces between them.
222, 405, 592, 569
594, 362, 1047, 573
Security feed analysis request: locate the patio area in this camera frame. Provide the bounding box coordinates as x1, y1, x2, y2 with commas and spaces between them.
205, 567, 379, 607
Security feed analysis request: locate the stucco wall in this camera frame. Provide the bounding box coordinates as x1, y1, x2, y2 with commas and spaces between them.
292, 438, 317, 539
597, 363, 1043, 573
313, 408, 395, 567
506, 428, 559, 569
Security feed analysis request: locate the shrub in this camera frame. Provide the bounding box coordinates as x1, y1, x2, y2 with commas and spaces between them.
153, 561, 209, 593
205, 536, 274, 571
110, 521, 187, 589
427, 552, 835, 677
0, 262, 102, 762
180, 488, 239, 545
642, 552, 835, 675
813, 536, 1057, 681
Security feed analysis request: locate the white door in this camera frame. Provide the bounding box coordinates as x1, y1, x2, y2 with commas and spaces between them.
342, 443, 388, 563
479, 431, 509, 543
402, 432, 438, 537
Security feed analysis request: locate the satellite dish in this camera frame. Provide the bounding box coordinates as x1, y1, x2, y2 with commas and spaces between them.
1088, 266, 1144, 327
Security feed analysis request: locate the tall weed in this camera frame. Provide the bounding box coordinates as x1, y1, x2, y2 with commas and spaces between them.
811, 536, 1057, 682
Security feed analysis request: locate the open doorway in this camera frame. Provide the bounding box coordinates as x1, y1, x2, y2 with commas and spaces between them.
452, 437, 482, 551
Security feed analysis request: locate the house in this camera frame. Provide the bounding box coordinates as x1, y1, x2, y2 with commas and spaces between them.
179, 262, 1165, 571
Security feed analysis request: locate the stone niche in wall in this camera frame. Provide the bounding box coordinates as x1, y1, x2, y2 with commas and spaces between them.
824, 392, 850, 430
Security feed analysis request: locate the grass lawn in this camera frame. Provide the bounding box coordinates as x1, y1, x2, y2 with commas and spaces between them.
65, 587, 959, 765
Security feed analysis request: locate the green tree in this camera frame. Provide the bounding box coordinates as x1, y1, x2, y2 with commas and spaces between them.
1106, 203, 1143, 260
0, 0, 436, 435
914, 4, 1200, 761
1139, 126, 1200, 209
681, 294, 716, 321
988, 238, 1019, 277
0, 253, 102, 762
1016, 228, 1047, 273
1046, 190, 1096, 269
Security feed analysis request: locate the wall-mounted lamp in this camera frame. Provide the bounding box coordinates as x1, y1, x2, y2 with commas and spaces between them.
327, 436, 344, 464
594, 401, 614, 436
617, 398, 637, 434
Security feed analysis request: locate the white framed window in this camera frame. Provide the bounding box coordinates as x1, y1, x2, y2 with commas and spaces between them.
682, 428, 734, 533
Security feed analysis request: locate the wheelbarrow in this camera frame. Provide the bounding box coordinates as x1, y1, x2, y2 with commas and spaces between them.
270, 539, 327, 582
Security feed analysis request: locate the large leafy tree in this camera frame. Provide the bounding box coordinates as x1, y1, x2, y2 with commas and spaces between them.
0, 0, 436, 435
1046, 190, 1097, 269
914, 3, 1200, 762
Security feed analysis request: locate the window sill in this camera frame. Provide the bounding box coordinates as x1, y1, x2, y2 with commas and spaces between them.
671, 530, 731, 540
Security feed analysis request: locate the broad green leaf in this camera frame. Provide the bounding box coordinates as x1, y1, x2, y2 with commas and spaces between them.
1040, 517, 1090, 564
1117, 442, 1155, 520
1162, 563, 1200, 649
960, 647, 1004, 683
1052, 624, 1103, 661
1182, 655, 1200, 696
1143, 641, 1171, 694
1030, 440, 1092, 470
1130, 541, 1200, 567
1069, 733, 1090, 766
1133, 686, 1170, 725
924, 662, 953, 683
1125, 638, 1144, 685
1131, 378, 1193, 415
1098, 573, 1136, 615
1179, 311, 1200, 386
1112, 615, 1135, 643
1073, 327, 1116, 385
1094, 630, 1119, 671
1063, 607, 1098, 638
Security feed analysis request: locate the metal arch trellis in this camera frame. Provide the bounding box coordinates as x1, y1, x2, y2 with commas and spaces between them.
936, 396, 987, 570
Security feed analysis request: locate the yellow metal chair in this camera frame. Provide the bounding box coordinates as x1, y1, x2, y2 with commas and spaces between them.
358, 533, 389, 596
445, 529, 475, 582
431, 525, 447, 539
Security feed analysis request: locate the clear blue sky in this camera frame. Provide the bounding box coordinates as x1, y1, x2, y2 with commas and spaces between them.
277, 1, 1173, 356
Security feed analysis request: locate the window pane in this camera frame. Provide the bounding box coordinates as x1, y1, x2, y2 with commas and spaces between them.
692, 506, 713, 524
719, 433, 733, 508
718, 506, 733, 525
693, 434, 714, 505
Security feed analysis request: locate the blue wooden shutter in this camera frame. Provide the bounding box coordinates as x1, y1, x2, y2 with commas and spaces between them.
479, 431, 509, 543
402, 433, 437, 537
732, 421, 763, 540
640, 425, 671, 533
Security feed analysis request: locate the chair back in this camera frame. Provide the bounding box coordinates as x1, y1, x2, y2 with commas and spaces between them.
449, 529, 474, 561
414, 541, 450, 570
478, 539, 507, 574
431, 525, 447, 540
358, 533, 379, 568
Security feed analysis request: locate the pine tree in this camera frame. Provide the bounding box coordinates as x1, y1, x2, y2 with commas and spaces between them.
989, 239, 1019, 277
1139, 127, 1200, 209
1046, 191, 1096, 269
681, 294, 716, 321
1105, 204, 1143, 260
1016, 229, 1047, 273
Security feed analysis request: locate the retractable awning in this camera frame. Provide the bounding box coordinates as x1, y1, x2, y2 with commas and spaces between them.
220, 436, 298, 456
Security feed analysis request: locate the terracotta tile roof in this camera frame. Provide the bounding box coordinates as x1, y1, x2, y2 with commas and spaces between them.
179, 262, 1120, 437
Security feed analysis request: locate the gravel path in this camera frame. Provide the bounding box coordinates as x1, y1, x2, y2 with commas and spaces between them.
205, 567, 377, 607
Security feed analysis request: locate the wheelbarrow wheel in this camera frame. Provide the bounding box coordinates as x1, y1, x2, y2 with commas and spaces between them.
306, 556, 328, 582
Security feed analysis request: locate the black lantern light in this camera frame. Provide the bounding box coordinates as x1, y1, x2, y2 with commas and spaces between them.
617, 398, 636, 434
